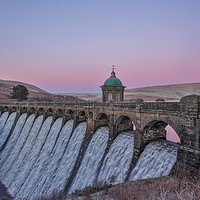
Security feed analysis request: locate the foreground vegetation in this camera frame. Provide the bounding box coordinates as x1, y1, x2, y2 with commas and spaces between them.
35, 175, 200, 200
106, 176, 200, 200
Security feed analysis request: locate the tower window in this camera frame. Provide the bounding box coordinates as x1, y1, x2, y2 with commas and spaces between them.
116, 93, 121, 102
108, 93, 113, 101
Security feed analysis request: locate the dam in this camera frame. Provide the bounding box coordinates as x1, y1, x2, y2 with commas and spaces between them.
0, 94, 200, 199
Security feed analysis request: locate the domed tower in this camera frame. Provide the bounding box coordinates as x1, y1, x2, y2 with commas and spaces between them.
101, 66, 125, 102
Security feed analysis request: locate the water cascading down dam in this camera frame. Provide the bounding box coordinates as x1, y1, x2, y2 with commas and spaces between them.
0, 95, 200, 199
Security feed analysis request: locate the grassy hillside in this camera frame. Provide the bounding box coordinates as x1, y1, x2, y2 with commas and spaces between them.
65, 82, 200, 102
0, 79, 81, 102
1, 79, 200, 102
125, 82, 200, 101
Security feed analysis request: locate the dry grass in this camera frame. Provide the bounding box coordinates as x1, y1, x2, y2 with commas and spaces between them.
65, 175, 200, 200
32, 166, 200, 200
107, 176, 200, 200
0, 79, 81, 102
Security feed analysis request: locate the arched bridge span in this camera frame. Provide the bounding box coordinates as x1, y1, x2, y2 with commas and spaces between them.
0, 95, 200, 161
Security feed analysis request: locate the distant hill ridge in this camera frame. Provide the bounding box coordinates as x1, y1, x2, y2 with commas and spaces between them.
0, 79, 81, 102
1, 79, 200, 102
0, 79, 48, 93
125, 82, 200, 101
66, 82, 200, 101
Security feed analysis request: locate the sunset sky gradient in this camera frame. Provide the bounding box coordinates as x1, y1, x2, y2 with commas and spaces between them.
0, 0, 200, 93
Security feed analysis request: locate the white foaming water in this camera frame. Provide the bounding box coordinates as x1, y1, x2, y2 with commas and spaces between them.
0, 112, 16, 149
0, 112, 9, 134
45, 122, 87, 197
19, 117, 63, 199
129, 140, 178, 181
97, 131, 134, 185
0, 113, 27, 168
0, 112, 179, 200
0, 114, 35, 181
69, 126, 109, 194
10, 116, 53, 198
37, 119, 74, 198
6, 115, 44, 188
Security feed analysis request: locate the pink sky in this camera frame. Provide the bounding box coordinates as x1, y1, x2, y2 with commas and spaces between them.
166, 125, 180, 143
0, 1, 200, 93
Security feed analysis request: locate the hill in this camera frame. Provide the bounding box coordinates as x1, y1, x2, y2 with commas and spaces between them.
125, 82, 200, 101
66, 82, 200, 102
0, 79, 81, 102
1, 79, 200, 102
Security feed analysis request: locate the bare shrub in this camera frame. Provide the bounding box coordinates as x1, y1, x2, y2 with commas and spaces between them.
107, 176, 200, 200
36, 175, 200, 200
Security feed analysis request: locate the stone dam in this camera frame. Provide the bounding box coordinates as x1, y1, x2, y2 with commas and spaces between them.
0, 94, 200, 199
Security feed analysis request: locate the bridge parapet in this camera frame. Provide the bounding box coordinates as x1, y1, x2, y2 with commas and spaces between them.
140, 102, 180, 112
2, 96, 200, 120
0, 101, 182, 113
180, 94, 200, 118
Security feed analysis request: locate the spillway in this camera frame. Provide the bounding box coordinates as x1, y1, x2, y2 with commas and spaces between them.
69, 126, 109, 194
0, 112, 9, 134
9, 115, 52, 198
129, 140, 178, 181
43, 121, 87, 199
0, 113, 27, 169
97, 131, 134, 185
34, 119, 74, 197
0, 111, 178, 199
7, 115, 44, 190
1, 114, 35, 182
19, 117, 63, 199
0, 112, 16, 149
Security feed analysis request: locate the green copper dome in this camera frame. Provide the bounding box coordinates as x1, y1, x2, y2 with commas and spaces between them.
104, 69, 123, 86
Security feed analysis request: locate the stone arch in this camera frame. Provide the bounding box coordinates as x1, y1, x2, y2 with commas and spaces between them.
46, 108, 54, 116
37, 108, 45, 115
78, 110, 86, 117
20, 107, 27, 114
96, 113, 109, 121
28, 107, 36, 115
55, 109, 64, 117
115, 115, 133, 135
142, 119, 181, 146
77, 111, 87, 122
2, 106, 9, 112
115, 112, 137, 129
95, 113, 109, 130
10, 106, 17, 113
66, 109, 74, 118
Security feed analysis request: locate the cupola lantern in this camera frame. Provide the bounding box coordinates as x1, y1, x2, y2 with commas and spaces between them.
101, 66, 125, 102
